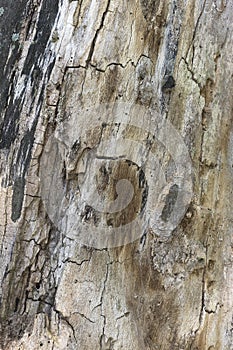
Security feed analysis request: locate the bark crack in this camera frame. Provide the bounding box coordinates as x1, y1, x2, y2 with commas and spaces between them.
30, 293, 78, 343
199, 239, 208, 325
85, 0, 111, 67
66, 54, 153, 73
54, 308, 77, 342
190, 235, 210, 348
204, 302, 222, 314
0, 188, 9, 254
63, 258, 92, 267
99, 251, 110, 350
72, 311, 95, 323
181, 57, 201, 91
213, 0, 227, 13
186, 0, 207, 62
90, 60, 133, 72
73, 0, 84, 29
116, 312, 130, 321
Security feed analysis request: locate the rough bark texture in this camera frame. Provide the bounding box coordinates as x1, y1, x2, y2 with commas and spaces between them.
0, 0, 233, 349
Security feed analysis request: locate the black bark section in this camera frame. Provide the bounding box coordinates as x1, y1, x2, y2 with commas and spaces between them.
22, 0, 58, 77
0, 0, 58, 150
0, 0, 58, 221
0, 3, 26, 150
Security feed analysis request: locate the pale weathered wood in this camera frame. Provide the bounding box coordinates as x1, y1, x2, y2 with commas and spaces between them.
0, 0, 233, 349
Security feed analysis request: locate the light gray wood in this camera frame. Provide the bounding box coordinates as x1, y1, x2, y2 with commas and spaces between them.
0, 0, 232, 349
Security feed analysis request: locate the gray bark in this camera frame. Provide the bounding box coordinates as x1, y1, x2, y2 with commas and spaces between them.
0, 0, 233, 349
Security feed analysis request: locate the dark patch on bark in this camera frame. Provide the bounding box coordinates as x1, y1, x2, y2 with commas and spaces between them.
140, 0, 160, 22
161, 184, 179, 222
81, 205, 101, 225
104, 160, 148, 227
14, 298, 20, 313
11, 177, 26, 222
162, 75, 176, 91
139, 167, 149, 214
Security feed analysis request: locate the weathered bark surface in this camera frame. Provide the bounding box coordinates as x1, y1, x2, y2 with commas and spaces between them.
0, 0, 233, 349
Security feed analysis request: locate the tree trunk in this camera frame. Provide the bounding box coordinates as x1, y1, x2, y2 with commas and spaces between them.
0, 0, 233, 349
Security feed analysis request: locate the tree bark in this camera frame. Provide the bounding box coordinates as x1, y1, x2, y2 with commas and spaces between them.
0, 0, 233, 349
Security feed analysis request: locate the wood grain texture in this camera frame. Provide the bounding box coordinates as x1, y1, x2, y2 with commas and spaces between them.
0, 0, 233, 349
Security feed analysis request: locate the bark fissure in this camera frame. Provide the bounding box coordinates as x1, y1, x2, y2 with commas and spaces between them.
181, 57, 201, 90
186, 0, 207, 61
85, 0, 111, 67
100, 253, 110, 350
